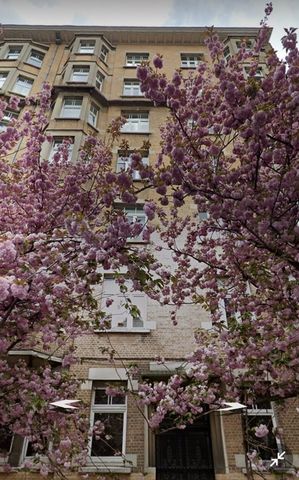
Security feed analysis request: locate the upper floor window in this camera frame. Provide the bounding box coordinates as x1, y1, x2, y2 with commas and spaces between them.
5, 45, 22, 60
27, 49, 44, 68
90, 382, 127, 458
95, 71, 104, 91
126, 53, 149, 67
0, 72, 8, 88
60, 97, 82, 118
121, 112, 149, 133
49, 137, 74, 163
123, 80, 142, 97
244, 66, 264, 79
116, 152, 149, 180
100, 45, 109, 63
0, 110, 18, 132
12, 76, 33, 96
180, 54, 203, 68
88, 103, 99, 128
71, 65, 90, 82
236, 39, 254, 51
223, 45, 231, 63
79, 40, 95, 54
101, 275, 147, 329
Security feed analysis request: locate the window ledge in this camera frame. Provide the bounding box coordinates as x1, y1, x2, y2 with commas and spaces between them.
55, 117, 81, 120
23, 61, 41, 69
121, 95, 145, 98
121, 131, 151, 135
82, 465, 132, 473
94, 328, 151, 334
123, 65, 138, 68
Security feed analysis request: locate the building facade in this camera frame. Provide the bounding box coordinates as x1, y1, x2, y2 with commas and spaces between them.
0, 24, 298, 480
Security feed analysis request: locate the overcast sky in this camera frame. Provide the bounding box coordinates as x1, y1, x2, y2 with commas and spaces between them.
0, 0, 298, 58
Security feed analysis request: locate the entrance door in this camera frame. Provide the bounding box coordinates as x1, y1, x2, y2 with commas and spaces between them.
155, 416, 215, 480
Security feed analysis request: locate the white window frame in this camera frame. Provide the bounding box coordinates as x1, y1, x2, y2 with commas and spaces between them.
71, 65, 90, 82
101, 275, 147, 331
5, 45, 22, 60
60, 97, 82, 119
27, 49, 44, 68
244, 66, 264, 79
0, 72, 8, 88
180, 54, 203, 68
12, 76, 33, 96
121, 113, 149, 133
88, 103, 99, 128
78, 40, 95, 54
100, 45, 109, 63
123, 80, 142, 97
236, 39, 254, 52
95, 71, 104, 91
116, 153, 149, 180
49, 137, 74, 163
126, 53, 149, 67
90, 385, 127, 460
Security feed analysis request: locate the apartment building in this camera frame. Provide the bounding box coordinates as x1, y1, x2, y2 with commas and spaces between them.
0, 24, 298, 480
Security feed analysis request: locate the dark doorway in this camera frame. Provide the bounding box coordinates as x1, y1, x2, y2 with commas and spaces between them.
155, 416, 215, 480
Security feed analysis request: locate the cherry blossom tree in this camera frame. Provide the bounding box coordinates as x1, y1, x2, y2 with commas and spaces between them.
0, 86, 154, 475
134, 4, 299, 462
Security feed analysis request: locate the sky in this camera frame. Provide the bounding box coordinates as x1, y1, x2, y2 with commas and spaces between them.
0, 0, 298, 58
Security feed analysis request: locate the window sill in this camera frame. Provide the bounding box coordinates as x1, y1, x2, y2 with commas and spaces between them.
121, 131, 151, 135
23, 61, 41, 69
82, 465, 132, 473
94, 328, 151, 334
121, 95, 145, 98
55, 117, 81, 120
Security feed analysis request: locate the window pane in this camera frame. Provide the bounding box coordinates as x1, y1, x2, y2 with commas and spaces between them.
94, 389, 109, 404
61, 97, 82, 118
79, 40, 95, 54
0, 427, 13, 454
96, 71, 104, 91
91, 412, 123, 456
71, 66, 89, 82
126, 53, 149, 66
6, 46, 22, 60
247, 414, 278, 461
100, 45, 109, 62
0, 72, 8, 88
12, 76, 33, 96
27, 50, 44, 67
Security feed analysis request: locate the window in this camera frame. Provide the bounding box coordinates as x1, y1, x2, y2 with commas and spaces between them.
12, 76, 33, 96
0, 110, 18, 132
0, 427, 13, 462
246, 401, 279, 462
126, 53, 149, 67
60, 97, 82, 118
88, 103, 99, 127
124, 205, 147, 241
223, 46, 231, 63
79, 40, 95, 54
244, 66, 264, 79
236, 39, 254, 51
116, 152, 149, 180
27, 49, 44, 68
5, 45, 22, 60
90, 381, 127, 458
100, 45, 109, 63
123, 80, 142, 96
95, 71, 104, 91
180, 54, 203, 68
0, 72, 8, 88
101, 275, 146, 329
49, 137, 74, 163
71, 66, 90, 82
121, 112, 149, 133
